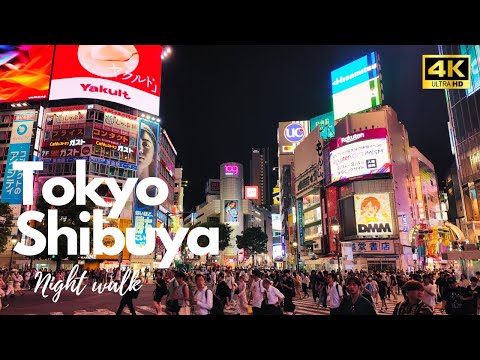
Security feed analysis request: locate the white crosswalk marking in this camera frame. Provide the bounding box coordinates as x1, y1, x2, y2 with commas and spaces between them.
291, 292, 446, 315
137, 306, 158, 314
123, 308, 143, 315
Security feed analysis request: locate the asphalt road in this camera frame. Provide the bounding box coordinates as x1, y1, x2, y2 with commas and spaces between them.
1, 282, 159, 315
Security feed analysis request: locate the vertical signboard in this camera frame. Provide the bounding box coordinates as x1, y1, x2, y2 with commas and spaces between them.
224, 200, 239, 223
1, 111, 36, 204
297, 201, 304, 246
133, 118, 160, 246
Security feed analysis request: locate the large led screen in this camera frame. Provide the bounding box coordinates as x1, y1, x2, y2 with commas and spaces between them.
50, 45, 162, 115
354, 193, 393, 237
331, 52, 382, 120
329, 128, 391, 183
0, 45, 54, 103
133, 118, 160, 246
460, 45, 480, 96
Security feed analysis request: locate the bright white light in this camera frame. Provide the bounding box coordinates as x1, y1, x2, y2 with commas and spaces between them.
146, 115, 151, 120
11, 104, 16, 107
166, 47, 172, 53
22, 102, 28, 106
141, 113, 145, 118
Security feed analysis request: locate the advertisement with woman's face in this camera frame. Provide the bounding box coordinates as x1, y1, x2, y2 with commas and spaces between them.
134, 119, 160, 246
224, 200, 239, 223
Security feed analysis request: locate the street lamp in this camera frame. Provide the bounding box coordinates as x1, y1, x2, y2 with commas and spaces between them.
331, 217, 341, 274
9, 238, 17, 270
293, 241, 299, 271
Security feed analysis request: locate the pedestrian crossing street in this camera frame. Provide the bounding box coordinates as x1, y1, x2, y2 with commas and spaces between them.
288, 295, 446, 315
22, 297, 446, 315
25, 305, 165, 315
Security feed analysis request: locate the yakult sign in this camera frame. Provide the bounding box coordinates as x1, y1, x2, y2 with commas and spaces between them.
12, 160, 219, 268
49, 45, 162, 115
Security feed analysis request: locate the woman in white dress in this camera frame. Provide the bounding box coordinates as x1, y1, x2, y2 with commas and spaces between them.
235, 275, 249, 315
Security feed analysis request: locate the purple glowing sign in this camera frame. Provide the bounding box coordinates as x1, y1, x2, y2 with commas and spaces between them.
224, 164, 239, 176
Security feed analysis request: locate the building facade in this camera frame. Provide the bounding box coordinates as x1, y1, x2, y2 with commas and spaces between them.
331, 106, 418, 272
440, 44, 480, 243
250, 148, 270, 207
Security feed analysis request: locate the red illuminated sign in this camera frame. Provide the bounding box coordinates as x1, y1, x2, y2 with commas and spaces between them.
0, 45, 54, 103
50, 45, 162, 115
245, 186, 259, 200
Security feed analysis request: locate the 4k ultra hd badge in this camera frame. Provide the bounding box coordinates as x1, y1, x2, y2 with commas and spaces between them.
422, 55, 471, 89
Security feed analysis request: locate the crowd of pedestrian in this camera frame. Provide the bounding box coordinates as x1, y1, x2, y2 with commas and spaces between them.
141, 266, 480, 316
2, 265, 479, 316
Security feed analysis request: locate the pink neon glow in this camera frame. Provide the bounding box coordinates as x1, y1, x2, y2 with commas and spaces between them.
224, 164, 239, 176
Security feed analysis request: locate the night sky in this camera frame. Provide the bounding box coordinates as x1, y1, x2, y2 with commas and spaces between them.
159, 45, 454, 211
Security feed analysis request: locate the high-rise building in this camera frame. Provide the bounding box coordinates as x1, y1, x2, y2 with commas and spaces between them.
0, 107, 46, 268
250, 148, 270, 207
220, 162, 244, 265
0, 45, 175, 271
440, 44, 480, 243
277, 121, 310, 270
331, 106, 420, 272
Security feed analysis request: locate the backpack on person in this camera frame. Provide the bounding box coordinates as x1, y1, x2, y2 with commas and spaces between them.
132, 288, 140, 299
205, 289, 224, 315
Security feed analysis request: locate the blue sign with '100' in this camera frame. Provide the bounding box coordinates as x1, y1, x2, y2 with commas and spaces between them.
284, 123, 305, 143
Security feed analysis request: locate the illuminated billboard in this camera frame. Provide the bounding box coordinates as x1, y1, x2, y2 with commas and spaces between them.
1, 111, 36, 204
310, 111, 335, 140
133, 118, 160, 246
460, 45, 480, 96
354, 193, 393, 237
272, 214, 281, 231
273, 243, 285, 262
331, 52, 382, 120
329, 128, 391, 183
0, 45, 54, 103
50, 45, 162, 115
206, 179, 220, 195
245, 186, 259, 200
224, 200, 239, 223
223, 163, 240, 177
278, 121, 310, 155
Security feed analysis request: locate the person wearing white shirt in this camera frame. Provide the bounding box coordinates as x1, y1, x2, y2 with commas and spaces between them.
326, 274, 343, 315
262, 278, 285, 315
249, 270, 264, 315
422, 275, 437, 310
192, 274, 213, 315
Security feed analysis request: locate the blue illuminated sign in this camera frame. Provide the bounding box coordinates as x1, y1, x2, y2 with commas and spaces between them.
297, 201, 304, 246
331, 52, 379, 95
284, 123, 305, 143
310, 111, 335, 140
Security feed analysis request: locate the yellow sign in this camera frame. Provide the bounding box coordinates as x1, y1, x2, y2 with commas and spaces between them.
354, 193, 393, 237
422, 55, 471, 89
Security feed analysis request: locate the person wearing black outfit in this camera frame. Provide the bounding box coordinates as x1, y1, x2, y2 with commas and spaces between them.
442, 277, 468, 315
215, 272, 231, 309
280, 273, 296, 314
153, 272, 167, 315
116, 272, 137, 315
310, 270, 318, 303
337, 277, 377, 315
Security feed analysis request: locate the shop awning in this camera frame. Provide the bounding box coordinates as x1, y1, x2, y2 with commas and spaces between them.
444, 222, 466, 241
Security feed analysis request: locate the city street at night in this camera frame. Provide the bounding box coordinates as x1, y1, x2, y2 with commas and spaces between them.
1, 44, 480, 316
